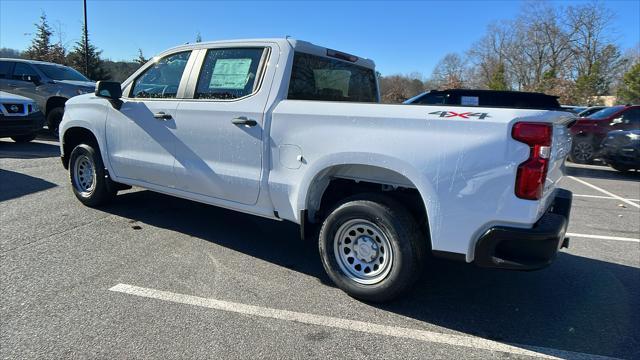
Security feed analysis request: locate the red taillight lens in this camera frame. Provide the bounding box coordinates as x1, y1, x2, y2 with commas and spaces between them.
512, 122, 552, 200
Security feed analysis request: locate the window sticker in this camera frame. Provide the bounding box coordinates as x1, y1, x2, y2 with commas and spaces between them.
461, 96, 479, 106
210, 58, 252, 89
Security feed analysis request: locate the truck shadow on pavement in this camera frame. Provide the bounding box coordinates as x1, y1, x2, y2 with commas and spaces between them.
103, 189, 639, 359
0, 140, 59, 159
0, 169, 57, 202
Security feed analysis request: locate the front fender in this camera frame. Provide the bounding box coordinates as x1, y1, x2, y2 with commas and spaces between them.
59, 96, 111, 172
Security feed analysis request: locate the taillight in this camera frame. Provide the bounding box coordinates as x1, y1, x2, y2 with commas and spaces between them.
512, 122, 552, 200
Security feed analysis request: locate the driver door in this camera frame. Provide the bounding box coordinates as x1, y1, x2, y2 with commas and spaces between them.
105, 51, 193, 188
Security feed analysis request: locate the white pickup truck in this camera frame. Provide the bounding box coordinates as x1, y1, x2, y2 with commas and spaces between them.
59, 38, 574, 302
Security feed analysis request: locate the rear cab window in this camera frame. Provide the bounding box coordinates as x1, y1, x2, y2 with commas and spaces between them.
287, 52, 377, 103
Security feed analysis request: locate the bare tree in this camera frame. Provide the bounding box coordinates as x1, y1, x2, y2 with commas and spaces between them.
566, 1, 623, 102
430, 53, 467, 89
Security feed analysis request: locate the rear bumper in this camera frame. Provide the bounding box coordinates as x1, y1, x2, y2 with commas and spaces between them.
0, 112, 45, 137
474, 189, 572, 271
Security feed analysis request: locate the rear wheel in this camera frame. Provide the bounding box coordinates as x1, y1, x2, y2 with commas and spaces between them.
11, 134, 37, 143
570, 138, 595, 164
318, 194, 426, 302
69, 143, 117, 207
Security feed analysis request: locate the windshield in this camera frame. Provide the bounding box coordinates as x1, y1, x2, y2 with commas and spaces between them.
34, 64, 90, 81
588, 106, 625, 120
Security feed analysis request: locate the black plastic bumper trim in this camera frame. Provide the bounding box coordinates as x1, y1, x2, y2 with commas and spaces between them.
474, 189, 573, 271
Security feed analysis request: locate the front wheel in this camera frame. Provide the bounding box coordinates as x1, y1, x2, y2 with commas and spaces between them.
609, 163, 631, 172
570, 138, 595, 164
318, 194, 426, 302
11, 134, 37, 143
69, 143, 117, 207
47, 107, 64, 135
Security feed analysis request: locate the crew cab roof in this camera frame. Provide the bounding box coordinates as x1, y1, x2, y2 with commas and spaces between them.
405, 89, 564, 111
158, 38, 376, 70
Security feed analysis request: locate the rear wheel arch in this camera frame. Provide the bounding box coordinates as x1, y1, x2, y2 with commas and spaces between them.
303, 164, 432, 249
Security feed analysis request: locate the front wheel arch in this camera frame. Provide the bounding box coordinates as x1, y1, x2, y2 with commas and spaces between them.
61, 127, 99, 169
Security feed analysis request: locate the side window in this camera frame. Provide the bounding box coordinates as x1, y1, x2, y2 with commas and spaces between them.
0, 61, 14, 79
12, 63, 38, 81
415, 94, 446, 105
131, 51, 191, 99
622, 108, 640, 128
194, 48, 266, 100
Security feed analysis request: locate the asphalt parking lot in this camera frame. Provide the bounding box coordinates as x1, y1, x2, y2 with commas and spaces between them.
1, 139, 638, 359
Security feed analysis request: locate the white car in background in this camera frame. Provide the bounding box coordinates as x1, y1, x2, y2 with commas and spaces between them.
0, 90, 45, 143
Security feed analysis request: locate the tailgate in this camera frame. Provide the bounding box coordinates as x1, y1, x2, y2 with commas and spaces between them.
540, 113, 574, 217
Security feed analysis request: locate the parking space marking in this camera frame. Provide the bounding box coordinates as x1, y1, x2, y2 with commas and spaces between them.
574, 194, 640, 202
567, 233, 640, 243
568, 176, 640, 209
109, 283, 615, 360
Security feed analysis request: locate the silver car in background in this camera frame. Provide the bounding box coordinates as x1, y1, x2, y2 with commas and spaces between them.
0, 90, 45, 143
0, 59, 95, 132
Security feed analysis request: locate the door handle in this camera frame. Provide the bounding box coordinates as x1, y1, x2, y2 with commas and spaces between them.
232, 117, 257, 127
153, 112, 172, 120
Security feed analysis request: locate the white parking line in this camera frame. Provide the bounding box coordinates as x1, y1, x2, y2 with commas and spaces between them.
568, 176, 640, 209
109, 283, 615, 360
574, 194, 640, 202
567, 233, 640, 243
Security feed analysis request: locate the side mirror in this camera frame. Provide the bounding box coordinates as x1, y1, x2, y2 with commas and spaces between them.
610, 117, 623, 125
95, 81, 122, 100
23, 74, 41, 85
95, 81, 123, 109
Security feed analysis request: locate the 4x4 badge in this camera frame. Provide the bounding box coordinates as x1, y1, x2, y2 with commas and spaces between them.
429, 111, 491, 119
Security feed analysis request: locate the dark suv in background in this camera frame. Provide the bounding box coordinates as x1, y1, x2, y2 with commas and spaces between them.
0, 59, 95, 133
569, 105, 640, 164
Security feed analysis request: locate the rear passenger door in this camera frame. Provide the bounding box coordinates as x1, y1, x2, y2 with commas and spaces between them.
172, 46, 275, 205
4, 63, 39, 100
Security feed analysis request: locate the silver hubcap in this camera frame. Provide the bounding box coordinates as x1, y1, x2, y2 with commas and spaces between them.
73, 154, 96, 196
334, 219, 393, 285
574, 142, 593, 162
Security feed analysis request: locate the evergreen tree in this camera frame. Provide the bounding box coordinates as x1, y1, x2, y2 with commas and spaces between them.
135, 48, 148, 65
487, 63, 509, 90
617, 62, 640, 104
67, 25, 110, 80
23, 12, 65, 63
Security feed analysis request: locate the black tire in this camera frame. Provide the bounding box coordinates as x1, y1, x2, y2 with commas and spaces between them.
46, 107, 64, 134
69, 143, 117, 207
318, 193, 426, 302
569, 138, 595, 164
609, 163, 631, 172
11, 134, 37, 143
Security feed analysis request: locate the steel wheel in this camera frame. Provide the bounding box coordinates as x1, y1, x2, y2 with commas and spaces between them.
572, 141, 594, 163
72, 154, 96, 197
333, 219, 394, 285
